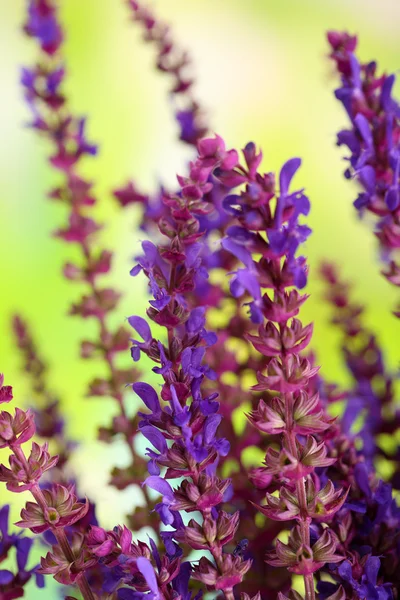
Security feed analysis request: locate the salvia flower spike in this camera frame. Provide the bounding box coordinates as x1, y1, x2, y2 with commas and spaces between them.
129, 136, 259, 599
319, 263, 396, 468
0, 375, 177, 600
167, 135, 345, 599
22, 0, 150, 507
0, 375, 95, 600
328, 31, 400, 315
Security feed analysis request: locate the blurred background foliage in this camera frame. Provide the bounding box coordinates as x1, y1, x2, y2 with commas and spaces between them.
1, 1, 400, 596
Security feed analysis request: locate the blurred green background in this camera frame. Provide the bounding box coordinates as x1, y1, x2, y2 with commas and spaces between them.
1, 0, 400, 597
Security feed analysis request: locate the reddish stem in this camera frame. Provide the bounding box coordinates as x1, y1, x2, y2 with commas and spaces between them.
11, 447, 96, 600
284, 394, 315, 600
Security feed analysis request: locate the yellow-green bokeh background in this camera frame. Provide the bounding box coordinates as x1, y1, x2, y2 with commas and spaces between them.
1, 1, 400, 597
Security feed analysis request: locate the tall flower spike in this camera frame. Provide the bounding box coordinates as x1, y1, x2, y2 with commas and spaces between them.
0, 432, 181, 599
119, 42, 287, 590
22, 0, 151, 510
0, 375, 97, 600
327, 31, 400, 316
318, 453, 400, 598
167, 136, 343, 598
319, 263, 396, 468
129, 136, 258, 600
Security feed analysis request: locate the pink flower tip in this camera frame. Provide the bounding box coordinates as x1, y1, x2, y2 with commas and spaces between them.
0, 374, 13, 404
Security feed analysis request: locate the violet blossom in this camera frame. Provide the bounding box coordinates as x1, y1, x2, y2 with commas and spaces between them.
22, 0, 149, 513
319, 264, 396, 467
328, 31, 400, 314
0, 504, 44, 599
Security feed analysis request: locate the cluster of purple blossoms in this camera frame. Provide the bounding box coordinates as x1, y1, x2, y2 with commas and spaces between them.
2, 1, 400, 600
0, 504, 44, 600
327, 31, 400, 313
20, 0, 153, 515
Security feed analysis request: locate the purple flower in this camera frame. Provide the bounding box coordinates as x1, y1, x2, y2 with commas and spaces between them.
25, 0, 63, 55
133, 382, 161, 416
337, 557, 393, 600
128, 316, 154, 361
328, 30, 400, 302
137, 557, 160, 600
0, 504, 44, 594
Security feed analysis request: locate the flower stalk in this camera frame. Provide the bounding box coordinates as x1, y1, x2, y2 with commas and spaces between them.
0, 374, 96, 600
22, 0, 150, 507
328, 31, 400, 315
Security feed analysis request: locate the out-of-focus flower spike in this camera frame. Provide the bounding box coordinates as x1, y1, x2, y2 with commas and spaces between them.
22, 0, 149, 513
328, 31, 400, 314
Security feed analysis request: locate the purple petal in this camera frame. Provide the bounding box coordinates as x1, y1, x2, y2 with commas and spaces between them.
216, 438, 230, 456
141, 426, 167, 454
35, 571, 45, 588
16, 536, 33, 571
149, 536, 161, 571
279, 158, 301, 197
181, 348, 191, 373
132, 382, 160, 414
364, 556, 380, 586
137, 557, 159, 597
350, 53, 361, 88
185, 243, 202, 268
174, 408, 191, 426
169, 384, 183, 414
142, 240, 158, 262
293, 265, 307, 289
354, 192, 371, 210
148, 459, 160, 476
222, 238, 253, 268
128, 316, 152, 342
130, 264, 142, 277
226, 226, 256, 244
354, 463, 372, 499
173, 562, 192, 598
157, 503, 175, 526
355, 114, 373, 149
200, 396, 219, 416
385, 187, 399, 211
268, 229, 287, 254
145, 476, 174, 501
338, 561, 355, 585
230, 275, 245, 298
358, 166, 376, 192
202, 330, 217, 346
294, 193, 310, 216
248, 300, 264, 324
186, 307, 205, 334
191, 347, 205, 367
0, 570, 14, 585
232, 269, 261, 300
337, 129, 360, 153
381, 74, 396, 111
204, 415, 222, 445
0, 505, 9, 535
131, 346, 141, 361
